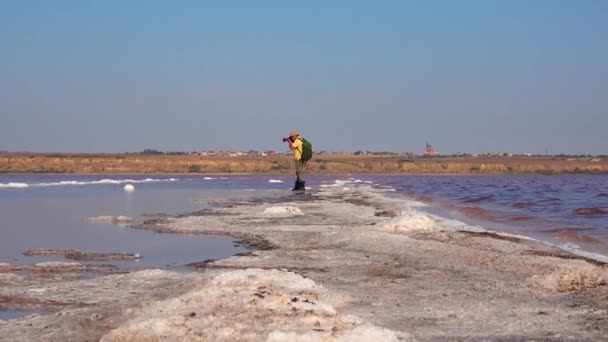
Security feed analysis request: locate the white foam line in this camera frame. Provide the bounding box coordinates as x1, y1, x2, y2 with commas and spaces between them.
0, 178, 178, 189
351, 184, 608, 264
0, 182, 29, 188
322, 179, 365, 188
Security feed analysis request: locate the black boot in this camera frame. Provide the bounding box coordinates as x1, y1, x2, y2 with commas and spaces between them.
296, 180, 305, 191
292, 180, 298, 191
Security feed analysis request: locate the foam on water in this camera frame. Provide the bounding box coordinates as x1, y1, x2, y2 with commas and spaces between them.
0, 182, 29, 188
268, 179, 283, 183
0, 178, 178, 189
559, 245, 608, 263
320, 178, 368, 188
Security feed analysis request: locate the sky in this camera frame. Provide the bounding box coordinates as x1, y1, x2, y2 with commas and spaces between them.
1, 1, 607, 154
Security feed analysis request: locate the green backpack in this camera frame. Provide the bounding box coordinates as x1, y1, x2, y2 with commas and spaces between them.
300, 137, 313, 162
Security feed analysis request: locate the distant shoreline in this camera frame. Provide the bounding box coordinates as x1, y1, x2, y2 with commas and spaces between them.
1, 153, 607, 175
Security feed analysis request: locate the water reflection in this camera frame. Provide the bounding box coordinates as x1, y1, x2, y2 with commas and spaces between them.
0, 176, 271, 268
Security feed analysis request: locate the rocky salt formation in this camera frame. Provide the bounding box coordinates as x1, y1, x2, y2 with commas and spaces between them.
0, 270, 206, 341
101, 268, 402, 341
528, 265, 608, 292
2, 182, 608, 340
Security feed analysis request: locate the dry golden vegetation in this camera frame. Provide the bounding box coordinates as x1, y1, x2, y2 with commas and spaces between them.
1, 153, 607, 175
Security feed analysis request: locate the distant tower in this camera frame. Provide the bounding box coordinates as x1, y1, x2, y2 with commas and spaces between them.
424, 142, 438, 156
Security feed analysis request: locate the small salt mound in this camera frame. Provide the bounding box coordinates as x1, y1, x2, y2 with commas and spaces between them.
528, 265, 607, 292
86, 216, 115, 224
340, 324, 402, 341
211, 268, 318, 290
382, 209, 440, 233
101, 268, 404, 342
27, 288, 47, 294
85, 216, 133, 225
267, 325, 401, 342
124, 184, 135, 192
115, 216, 133, 224
263, 206, 304, 216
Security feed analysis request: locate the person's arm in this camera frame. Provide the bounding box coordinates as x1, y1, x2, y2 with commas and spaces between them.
291, 138, 302, 153
285, 137, 296, 151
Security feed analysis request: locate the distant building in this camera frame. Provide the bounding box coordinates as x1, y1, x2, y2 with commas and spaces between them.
424, 142, 438, 156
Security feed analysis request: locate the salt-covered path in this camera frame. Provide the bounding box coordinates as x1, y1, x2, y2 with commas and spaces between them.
2, 182, 608, 341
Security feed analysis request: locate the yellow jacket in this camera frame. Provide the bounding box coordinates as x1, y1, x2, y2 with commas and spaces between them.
292, 137, 303, 160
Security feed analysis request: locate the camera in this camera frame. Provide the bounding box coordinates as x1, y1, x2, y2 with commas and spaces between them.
282, 137, 290, 142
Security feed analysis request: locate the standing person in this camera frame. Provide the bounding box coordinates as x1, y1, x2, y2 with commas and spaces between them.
283, 130, 306, 191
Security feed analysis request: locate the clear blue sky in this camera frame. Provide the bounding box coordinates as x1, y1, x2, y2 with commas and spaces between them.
1, 1, 606, 154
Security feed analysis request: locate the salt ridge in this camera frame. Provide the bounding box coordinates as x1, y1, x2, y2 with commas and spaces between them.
332, 178, 608, 264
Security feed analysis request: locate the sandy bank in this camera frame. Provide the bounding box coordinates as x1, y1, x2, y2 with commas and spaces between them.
1, 183, 608, 340
2, 153, 607, 174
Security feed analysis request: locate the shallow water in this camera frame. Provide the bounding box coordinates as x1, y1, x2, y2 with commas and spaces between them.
0, 309, 39, 321
0, 174, 300, 268
366, 175, 608, 257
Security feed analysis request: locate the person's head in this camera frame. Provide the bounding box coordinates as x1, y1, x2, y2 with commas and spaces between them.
289, 130, 299, 139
